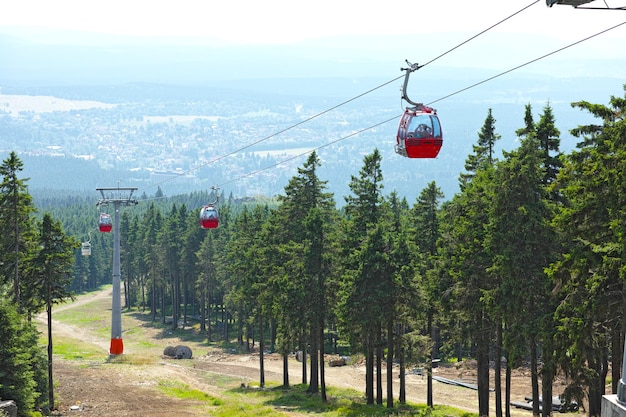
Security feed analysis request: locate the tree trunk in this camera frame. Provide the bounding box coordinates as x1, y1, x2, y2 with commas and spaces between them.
282, 352, 289, 387
530, 337, 540, 417
171, 277, 178, 330
366, 347, 374, 404
47, 296, 54, 409
223, 310, 229, 341
611, 317, 622, 394
259, 315, 265, 388
477, 314, 491, 417
319, 316, 327, 402
587, 352, 606, 417
618, 283, 626, 395
124, 280, 129, 310
427, 311, 433, 407
141, 274, 146, 312
237, 312, 244, 346
386, 317, 394, 408
270, 318, 277, 353
206, 288, 212, 341
376, 324, 382, 405
308, 322, 319, 393
495, 322, 503, 417
541, 343, 555, 417
161, 286, 166, 325
200, 288, 206, 332
151, 278, 156, 321
182, 276, 188, 329
399, 329, 406, 404
505, 351, 512, 417
301, 334, 307, 385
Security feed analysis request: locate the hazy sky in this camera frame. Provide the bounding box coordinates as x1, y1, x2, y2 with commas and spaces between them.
1, 0, 624, 84
1, 0, 625, 44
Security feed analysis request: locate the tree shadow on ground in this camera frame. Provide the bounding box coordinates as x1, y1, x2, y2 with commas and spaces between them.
124, 309, 246, 352
232, 383, 430, 416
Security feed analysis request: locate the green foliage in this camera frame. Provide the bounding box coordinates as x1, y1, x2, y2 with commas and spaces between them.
460, 108, 500, 188
547, 84, 626, 414
0, 151, 38, 309
0, 300, 44, 417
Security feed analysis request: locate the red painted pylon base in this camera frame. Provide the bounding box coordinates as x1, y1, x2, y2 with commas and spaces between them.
110, 338, 124, 355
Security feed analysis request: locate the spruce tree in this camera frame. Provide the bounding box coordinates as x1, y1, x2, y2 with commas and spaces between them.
0, 151, 37, 311
548, 86, 626, 415
339, 149, 385, 405
0, 300, 39, 417
28, 213, 77, 410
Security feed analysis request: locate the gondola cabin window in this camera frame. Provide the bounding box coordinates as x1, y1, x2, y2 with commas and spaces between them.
199, 205, 219, 229
98, 213, 113, 233
81, 242, 92, 256
396, 108, 443, 159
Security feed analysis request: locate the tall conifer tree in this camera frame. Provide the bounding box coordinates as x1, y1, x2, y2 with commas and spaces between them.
0, 151, 36, 311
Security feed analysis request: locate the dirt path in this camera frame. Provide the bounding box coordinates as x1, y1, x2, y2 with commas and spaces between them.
37, 289, 113, 354
42, 287, 569, 416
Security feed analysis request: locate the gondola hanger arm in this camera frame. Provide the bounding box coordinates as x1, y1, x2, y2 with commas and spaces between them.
401, 60, 425, 109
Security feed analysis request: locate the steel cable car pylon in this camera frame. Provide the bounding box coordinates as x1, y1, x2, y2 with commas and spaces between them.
199, 186, 220, 229
96, 186, 139, 356
395, 60, 443, 159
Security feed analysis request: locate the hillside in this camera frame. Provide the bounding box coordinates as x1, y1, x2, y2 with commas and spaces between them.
38, 287, 582, 416
2, 75, 621, 205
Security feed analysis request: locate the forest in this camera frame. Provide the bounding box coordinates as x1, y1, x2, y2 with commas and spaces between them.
1, 85, 625, 417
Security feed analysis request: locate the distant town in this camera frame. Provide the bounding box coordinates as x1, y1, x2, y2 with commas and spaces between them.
1, 73, 622, 204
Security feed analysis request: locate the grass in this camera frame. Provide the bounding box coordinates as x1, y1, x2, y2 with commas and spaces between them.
173, 382, 475, 417
157, 380, 222, 405
50, 339, 103, 361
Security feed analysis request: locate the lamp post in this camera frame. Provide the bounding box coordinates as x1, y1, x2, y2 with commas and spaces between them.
97, 187, 138, 356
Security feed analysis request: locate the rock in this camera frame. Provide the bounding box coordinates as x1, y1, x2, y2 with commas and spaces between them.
163, 346, 177, 357
174, 345, 193, 359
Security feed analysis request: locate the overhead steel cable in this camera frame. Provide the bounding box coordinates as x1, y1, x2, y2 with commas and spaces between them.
144, 77, 404, 193
216, 116, 400, 189
211, 21, 626, 191
427, 20, 626, 106
138, 0, 545, 194
418, 0, 540, 69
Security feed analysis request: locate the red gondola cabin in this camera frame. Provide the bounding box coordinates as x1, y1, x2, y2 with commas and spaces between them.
395, 106, 442, 159
199, 205, 219, 229
98, 213, 113, 233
